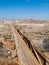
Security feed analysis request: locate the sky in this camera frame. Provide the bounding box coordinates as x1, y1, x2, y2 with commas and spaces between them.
0, 0, 49, 20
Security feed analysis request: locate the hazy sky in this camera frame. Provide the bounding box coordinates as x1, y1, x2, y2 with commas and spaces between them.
0, 0, 49, 20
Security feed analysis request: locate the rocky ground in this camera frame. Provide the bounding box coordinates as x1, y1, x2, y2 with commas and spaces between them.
0, 22, 19, 65
15, 21, 49, 52
0, 20, 49, 65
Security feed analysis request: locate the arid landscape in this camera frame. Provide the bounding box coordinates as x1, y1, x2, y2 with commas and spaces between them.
0, 20, 49, 65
